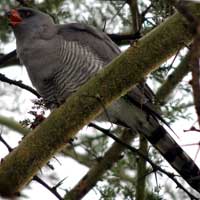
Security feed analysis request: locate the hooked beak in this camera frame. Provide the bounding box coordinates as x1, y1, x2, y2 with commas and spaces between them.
6, 9, 22, 27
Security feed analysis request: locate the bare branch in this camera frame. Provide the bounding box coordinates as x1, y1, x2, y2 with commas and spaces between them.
156, 52, 190, 104
0, 73, 41, 98
0, 115, 29, 135
33, 176, 62, 200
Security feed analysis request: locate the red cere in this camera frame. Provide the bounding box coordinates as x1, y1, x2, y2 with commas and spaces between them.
9, 9, 22, 26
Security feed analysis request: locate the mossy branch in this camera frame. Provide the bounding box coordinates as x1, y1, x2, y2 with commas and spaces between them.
0, 4, 199, 197
0, 115, 29, 135
156, 53, 190, 104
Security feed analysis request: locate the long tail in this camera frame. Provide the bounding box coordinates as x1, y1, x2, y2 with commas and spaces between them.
106, 97, 200, 193
147, 125, 200, 192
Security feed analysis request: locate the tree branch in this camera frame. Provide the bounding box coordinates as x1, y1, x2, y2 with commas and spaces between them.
136, 135, 147, 200
190, 37, 200, 126
0, 73, 41, 98
0, 115, 29, 135
33, 176, 62, 200
156, 52, 190, 104
127, 0, 141, 32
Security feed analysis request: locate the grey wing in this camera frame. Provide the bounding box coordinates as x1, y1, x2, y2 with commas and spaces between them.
57, 23, 120, 63
54, 23, 117, 104
57, 23, 159, 117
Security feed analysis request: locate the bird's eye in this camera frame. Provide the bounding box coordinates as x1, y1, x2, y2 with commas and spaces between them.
25, 11, 32, 17
19, 10, 33, 18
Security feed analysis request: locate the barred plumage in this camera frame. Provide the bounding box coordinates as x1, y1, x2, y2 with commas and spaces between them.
54, 40, 104, 104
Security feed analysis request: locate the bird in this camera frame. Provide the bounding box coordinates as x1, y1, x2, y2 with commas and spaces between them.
7, 7, 200, 193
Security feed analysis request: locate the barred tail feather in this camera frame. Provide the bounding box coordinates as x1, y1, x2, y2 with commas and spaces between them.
147, 126, 200, 192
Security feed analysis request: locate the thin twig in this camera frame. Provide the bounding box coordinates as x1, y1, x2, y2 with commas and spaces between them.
108, 0, 127, 26
140, 3, 152, 24
33, 176, 63, 200
0, 134, 13, 152
0, 73, 41, 98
